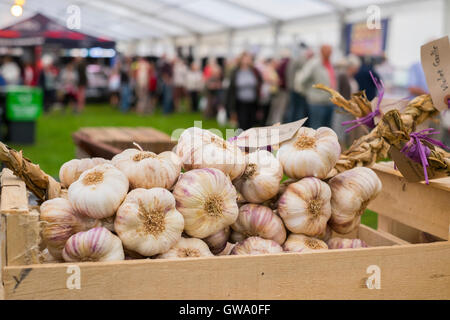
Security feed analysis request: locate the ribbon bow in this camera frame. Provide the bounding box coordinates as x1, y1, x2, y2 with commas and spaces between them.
400, 128, 450, 184
342, 71, 384, 133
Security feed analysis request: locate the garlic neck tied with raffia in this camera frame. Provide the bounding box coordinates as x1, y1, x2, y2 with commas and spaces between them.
277, 127, 340, 180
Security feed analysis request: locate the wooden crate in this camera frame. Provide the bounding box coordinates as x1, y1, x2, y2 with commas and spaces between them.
0, 163, 449, 300
72, 127, 177, 159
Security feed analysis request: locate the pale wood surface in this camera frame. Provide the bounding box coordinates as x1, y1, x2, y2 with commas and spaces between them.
78, 127, 173, 143
1, 169, 28, 215
358, 224, 410, 246
3, 242, 449, 300
369, 162, 450, 240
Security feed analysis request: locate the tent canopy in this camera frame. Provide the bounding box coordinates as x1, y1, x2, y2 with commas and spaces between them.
0, 0, 410, 41
0, 12, 115, 48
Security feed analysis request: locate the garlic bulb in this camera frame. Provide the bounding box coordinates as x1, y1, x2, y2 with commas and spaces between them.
59, 157, 109, 188
203, 227, 230, 254
172, 168, 239, 238
69, 163, 129, 219
62, 227, 125, 262
111, 148, 181, 190
327, 237, 368, 249
278, 177, 331, 237
277, 127, 341, 179
176, 127, 246, 180
230, 204, 286, 245
234, 150, 283, 203
40, 198, 100, 259
231, 236, 283, 255
283, 234, 328, 253
115, 188, 184, 256
156, 238, 213, 259
328, 167, 382, 234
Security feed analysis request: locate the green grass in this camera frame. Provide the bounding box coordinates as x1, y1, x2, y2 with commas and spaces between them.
9, 103, 378, 229
10, 104, 226, 178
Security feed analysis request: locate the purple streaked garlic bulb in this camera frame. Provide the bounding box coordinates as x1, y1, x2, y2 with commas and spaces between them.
111, 148, 181, 190
231, 236, 283, 256
172, 168, 239, 238
59, 157, 109, 188
62, 227, 124, 262
230, 204, 286, 245
68, 163, 129, 219
327, 237, 368, 249
233, 150, 283, 203
328, 167, 382, 234
40, 198, 100, 260
277, 127, 341, 179
115, 188, 184, 257
278, 177, 331, 237
283, 234, 328, 253
156, 238, 213, 259
203, 227, 230, 254
175, 127, 246, 180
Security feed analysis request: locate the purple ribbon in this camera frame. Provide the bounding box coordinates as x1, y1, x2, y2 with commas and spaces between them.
342, 71, 384, 133
400, 128, 450, 184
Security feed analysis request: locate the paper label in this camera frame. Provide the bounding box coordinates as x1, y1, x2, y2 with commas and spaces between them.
389, 146, 447, 182
421, 36, 450, 112
371, 98, 409, 124
235, 118, 307, 148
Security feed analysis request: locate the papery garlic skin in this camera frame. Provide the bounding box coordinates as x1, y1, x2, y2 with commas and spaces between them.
283, 234, 328, 253
176, 127, 246, 180
40, 198, 100, 259
112, 149, 181, 190
62, 227, 125, 262
68, 163, 129, 219
231, 236, 283, 255
328, 167, 382, 234
203, 227, 230, 254
218, 242, 235, 255
59, 158, 109, 188
115, 188, 184, 256
278, 177, 331, 237
156, 237, 213, 259
230, 204, 286, 245
277, 127, 340, 179
234, 150, 283, 203
317, 224, 332, 242
327, 237, 368, 249
172, 168, 239, 238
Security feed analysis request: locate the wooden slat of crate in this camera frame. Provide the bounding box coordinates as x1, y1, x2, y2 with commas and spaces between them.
0, 170, 40, 267
2, 241, 449, 300
368, 162, 450, 240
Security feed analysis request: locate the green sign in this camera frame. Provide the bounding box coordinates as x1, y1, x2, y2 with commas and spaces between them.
5, 86, 43, 121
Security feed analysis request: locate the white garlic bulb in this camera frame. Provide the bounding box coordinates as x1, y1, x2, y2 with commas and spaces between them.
176, 127, 246, 180
62, 227, 125, 262
59, 157, 109, 188
231, 236, 283, 255
277, 127, 341, 179
327, 237, 368, 249
68, 163, 129, 219
328, 167, 382, 234
278, 177, 331, 237
111, 148, 181, 190
40, 198, 100, 259
230, 204, 286, 245
115, 188, 184, 256
172, 168, 239, 238
156, 237, 213, 259
203, 227, 230, 254
283, 234, 328, 253
233, 150, 283, 203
